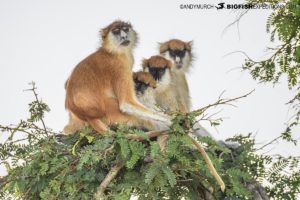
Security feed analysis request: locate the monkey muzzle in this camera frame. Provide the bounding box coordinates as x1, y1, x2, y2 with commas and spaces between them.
175, 56, 183, 69
135, 82, 148, 95
121, 40, 130, 46
120, 30, 130, 46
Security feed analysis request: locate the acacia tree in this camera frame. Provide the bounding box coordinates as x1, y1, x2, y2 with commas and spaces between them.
242, 0, 300, 198
0, 0, 300, 199
243, 0, 300, 144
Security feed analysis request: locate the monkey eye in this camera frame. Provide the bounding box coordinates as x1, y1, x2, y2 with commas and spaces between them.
122, 27, 129, 33
169, 49, 176, 57
170, 49, 186, 58
178, 50, 186, 57
149, 67, 156, 73
112, 29, 120, 35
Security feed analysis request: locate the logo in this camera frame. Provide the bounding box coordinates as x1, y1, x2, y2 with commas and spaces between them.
215, 2, 225, 10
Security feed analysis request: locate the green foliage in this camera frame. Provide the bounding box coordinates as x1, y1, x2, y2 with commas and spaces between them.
243, 0, 300, 147
0, 87, 299, 199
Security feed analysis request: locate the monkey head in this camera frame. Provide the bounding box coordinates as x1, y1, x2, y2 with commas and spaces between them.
133, 71, 157, 96
101, 20, 137, 53
159, 39, 193, 73
142, 55, 173, 91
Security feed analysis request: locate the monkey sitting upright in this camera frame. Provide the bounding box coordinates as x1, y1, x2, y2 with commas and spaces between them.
133, 71, 157, 110
64, 20, 171, 134
142, 55, 179, 113
159, 39, 239, 148
141, 55, 214, 139
159, 39, 193, 113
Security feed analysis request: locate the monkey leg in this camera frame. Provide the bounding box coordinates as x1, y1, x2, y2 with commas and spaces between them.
63, 111, 87, 134
87, 118, 108, 135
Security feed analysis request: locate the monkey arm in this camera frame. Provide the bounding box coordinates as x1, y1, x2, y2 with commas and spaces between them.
112, 72, 171, 124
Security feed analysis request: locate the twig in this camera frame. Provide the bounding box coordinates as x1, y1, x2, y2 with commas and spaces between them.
192, 90, 254, 115
256, 135, 282, 151
94, 162, 124, 198
222, 10, 249, 39
189, 136, 225, 192
0, 124, 38, 141
25, 82, 48, 135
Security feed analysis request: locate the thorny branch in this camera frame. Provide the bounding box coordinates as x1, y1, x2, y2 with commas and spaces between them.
192, 90, 254, 116
24, 82, 49, 136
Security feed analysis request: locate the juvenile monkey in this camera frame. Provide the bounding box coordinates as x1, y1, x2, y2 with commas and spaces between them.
64, 20, 171, 134
134, 67, 211, 138
142, 55, 179, 113
133, 71, 157, 110
159, 39, 193, 113
132, 71, 169, 131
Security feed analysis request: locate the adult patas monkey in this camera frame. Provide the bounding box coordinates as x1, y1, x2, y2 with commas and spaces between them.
64, 20, 171, 134
159, 39, 239, 147
159, 39, 193, 113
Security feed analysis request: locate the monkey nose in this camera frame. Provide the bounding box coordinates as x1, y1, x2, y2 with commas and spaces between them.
120, 30, 128, 40
175, 56, 181, 63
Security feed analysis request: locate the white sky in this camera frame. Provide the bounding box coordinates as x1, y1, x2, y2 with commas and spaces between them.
0, 0, 299, 188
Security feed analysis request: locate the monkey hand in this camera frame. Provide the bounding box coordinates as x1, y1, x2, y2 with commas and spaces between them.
154, 112, 172, 126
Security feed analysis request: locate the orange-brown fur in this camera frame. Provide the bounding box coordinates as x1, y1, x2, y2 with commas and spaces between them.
159, 39, 192, 54
142, 56, 180, 113
142, 55, 172, 70
159, 39, 193, 113
65, 21, 165, 134
133, 71, 157, 88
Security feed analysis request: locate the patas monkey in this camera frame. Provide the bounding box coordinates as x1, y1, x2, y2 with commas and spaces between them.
64, 20, 171, 134
159, 39, 239, 148
133, 71, 168, 131
142, 55, 180, 113
159, 39, 193, 113
158, 39, 212, 137
133, 71, 157, 110
134, 68, 211, 138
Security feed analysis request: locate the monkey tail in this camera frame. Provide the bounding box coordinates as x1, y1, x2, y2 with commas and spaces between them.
190, 136, 225, 192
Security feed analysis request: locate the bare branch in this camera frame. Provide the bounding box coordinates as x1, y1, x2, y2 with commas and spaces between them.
192, 90, 254, 116
94, 162, 124, 198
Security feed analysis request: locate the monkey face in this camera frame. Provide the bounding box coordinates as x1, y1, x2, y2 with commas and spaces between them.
159, 39, 193, 73
142, 56, 172, 91
101, 21, 137, 51
109, 24, 137, 49
133, 71, 157, 96
134, 79, 151, 95
147, 67, 167, 81
111, 25, 131, 46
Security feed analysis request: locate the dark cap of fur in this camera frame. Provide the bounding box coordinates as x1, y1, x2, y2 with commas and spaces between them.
133, 71, 157, 88
159, 39, 192, 54
100, 20, 132, 40
142, 55, 172, 70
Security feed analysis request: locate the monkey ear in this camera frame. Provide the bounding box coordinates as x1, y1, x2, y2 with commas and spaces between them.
166, 59, 173, 68
100, 27, 110, 40
185, 41, 193, 52
159, 42, 169, 54
142, 59, 149, 71
149, 79, 157, 88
